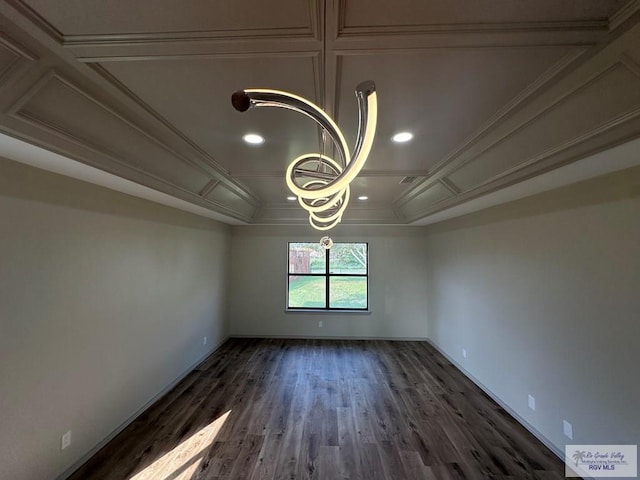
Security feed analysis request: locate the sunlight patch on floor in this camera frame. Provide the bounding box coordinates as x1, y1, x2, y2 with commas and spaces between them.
128, 410, 231, 480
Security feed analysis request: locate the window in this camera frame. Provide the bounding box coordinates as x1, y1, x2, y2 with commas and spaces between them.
287, 242, 368, 310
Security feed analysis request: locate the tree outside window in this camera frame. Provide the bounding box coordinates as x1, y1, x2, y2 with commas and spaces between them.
287, 242, 368, 310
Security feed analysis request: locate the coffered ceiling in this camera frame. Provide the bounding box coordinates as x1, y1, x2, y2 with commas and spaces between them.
1, 0, 640, 227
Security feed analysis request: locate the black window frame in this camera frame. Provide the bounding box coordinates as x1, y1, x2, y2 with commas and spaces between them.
287, 242, 369, 311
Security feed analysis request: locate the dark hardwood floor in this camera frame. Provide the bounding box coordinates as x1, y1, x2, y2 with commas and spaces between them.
68, 338, 567, 480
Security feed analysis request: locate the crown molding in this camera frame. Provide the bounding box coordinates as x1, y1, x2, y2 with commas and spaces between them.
392, 47, 585, 208
2, 0, 63, 43
8, 70, 214, 178
0, 32, 37, 87
86, 63, 260, 206
63, 28, 316, 48
334, 3, 608, 50
620, 52, 640, 78
6, 70, 257, 221
394, 54, 640, 214
230, 170, 430, 178
610, 0, 640, 31
410, 126, 640, 223
0, 130, 246, 224
198, 179, 221, 198
412, 135, 640, 225
439, 178, 460, 196
445, 61, 640, 189
427, 48, 586, 176
457, 107, 640, 197
0, 31, 37, 60
338, 20, 608, 37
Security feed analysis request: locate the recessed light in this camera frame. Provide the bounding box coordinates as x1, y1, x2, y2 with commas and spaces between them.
243, 133, 264, 145
287, 196, 296, 201
358, 195, 368, 200
392, 132, 413, 143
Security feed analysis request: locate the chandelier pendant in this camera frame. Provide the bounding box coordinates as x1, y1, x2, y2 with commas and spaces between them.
231, 81, 377, 231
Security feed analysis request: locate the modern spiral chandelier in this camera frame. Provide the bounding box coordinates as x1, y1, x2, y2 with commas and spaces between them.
231, 81, 377, 232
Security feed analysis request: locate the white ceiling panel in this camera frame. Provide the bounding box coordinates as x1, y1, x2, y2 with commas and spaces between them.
348, 176, 414, 205
1, 0, 639, 227
337, 47, 580, 172
447, 63, 640, 192
0, 44, 17, 77
101, 55, 320, 175
340, 0, 626, 30
238, 174, 413, 206
236, 176, 292, 204
23, 0, 313, 36
397, 183, 454, 220
13, 72, 212, 194
204, 183, 256, 219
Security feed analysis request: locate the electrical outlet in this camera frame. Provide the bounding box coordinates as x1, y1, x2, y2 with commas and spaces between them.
528, 394, 536, 411
462, 348, 467, 359
563, 420, 573, 440
61, 431, 71, 450
203, 336, 207, 345
318, 320, 323, 328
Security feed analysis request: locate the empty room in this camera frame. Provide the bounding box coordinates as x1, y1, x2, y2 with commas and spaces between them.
1, 1, 639, 479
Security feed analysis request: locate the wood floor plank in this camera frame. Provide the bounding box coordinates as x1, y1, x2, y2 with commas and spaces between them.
359, 443, 386, 480
249, 429, 282, 480
337, 406, 363, 479
399, 450, 437, 480
377, 439, 410, 480
316, 445, 340, 479
349, 379, 377, 445
295, 431, 320, 480
68, 338, 569, 480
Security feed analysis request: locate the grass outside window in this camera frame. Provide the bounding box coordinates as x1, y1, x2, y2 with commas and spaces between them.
287, 242, 368, 310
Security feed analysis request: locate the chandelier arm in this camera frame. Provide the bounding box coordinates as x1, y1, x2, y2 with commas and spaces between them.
293, 168, 337, 181
290, 87, 376, 199
310, 187, 349, 222
310, 216, 342, 231
299, 187, 347, 214
285, 87, 376, 200
350, 80, 376, 164
232, 90, 349, 167
231, 81, 377, 231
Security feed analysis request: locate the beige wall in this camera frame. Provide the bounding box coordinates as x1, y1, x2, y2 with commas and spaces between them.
228, 225, 428, 339
424, 166, 640, 454
3, 152, 639, 480
0, 157, 231, 480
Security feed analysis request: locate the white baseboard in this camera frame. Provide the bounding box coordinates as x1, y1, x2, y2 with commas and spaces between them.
56, 336, 229, 480
229, 334, 430, 341
57, 335, 573, 479
425, 338, 566, 461
233, 335, 563, 460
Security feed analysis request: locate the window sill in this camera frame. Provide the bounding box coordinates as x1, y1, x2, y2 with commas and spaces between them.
285, 309, 371, 315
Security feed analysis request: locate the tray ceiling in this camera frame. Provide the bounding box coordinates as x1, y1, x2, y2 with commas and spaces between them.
1, 0, 639, 227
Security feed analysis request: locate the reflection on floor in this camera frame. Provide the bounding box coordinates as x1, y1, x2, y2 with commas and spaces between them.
69, 338, 566, 479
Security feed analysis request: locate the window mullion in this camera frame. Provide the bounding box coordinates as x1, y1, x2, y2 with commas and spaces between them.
325, 247, 330, 309
287, 242, 368, 311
